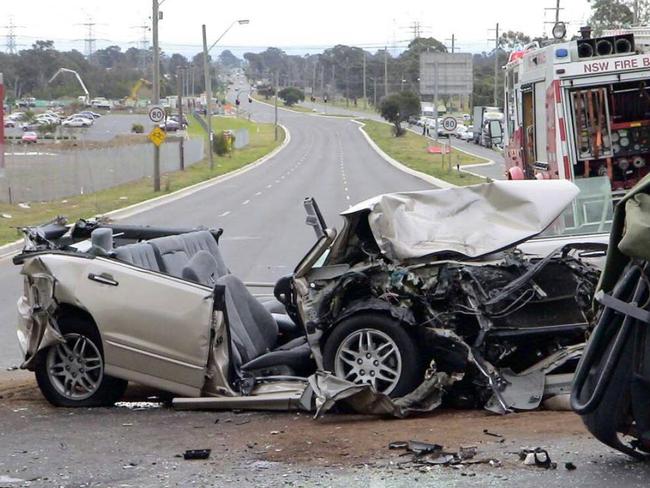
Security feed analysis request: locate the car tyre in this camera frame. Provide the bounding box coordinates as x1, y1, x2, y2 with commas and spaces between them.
34, 319, 127, 407
323, 313, 422, 398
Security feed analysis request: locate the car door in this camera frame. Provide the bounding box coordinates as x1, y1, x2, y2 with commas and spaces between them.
74, 257, 214, 396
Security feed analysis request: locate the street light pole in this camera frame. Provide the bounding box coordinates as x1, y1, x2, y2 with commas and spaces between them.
152, 0, 161, 192
202, 24, 214, 170
202, 19, 249, 170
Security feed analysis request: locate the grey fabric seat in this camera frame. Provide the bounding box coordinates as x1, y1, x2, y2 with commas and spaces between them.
150, 231, 228, 279
114, 242, 160, 271
182, 250, 220, 286
217, 274, 310, 374
148, 235, 189, 277
178, 231, 228, 277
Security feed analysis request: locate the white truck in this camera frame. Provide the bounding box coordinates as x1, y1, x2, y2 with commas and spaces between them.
472, 105, 504, 146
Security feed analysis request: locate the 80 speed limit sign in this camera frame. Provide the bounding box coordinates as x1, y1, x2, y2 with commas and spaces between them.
441, 116, 458, 133
148, 106, 165, 123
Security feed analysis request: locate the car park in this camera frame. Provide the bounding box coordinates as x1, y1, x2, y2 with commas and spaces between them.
14, 180, 603, 415
21, 131, 38, 143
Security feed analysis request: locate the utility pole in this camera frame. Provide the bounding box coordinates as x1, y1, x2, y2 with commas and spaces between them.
446, 34, 455, 54
3, 17, 22, 54
362, 52, 367, 109
274, 71, 279, 141
202, 24, 214, 170
0, 73, 5, 176
345, 57, 350, 107
384, 46, 388, 96
488, 22, 500, 107
176, 67, 185, 171
152, 0, 161, 191
634, 0, 640, 24
544, 0, 565, 29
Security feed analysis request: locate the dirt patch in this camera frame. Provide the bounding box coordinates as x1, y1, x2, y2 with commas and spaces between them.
0, 372, 589, 470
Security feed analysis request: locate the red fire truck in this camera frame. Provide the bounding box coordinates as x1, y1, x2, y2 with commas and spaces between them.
503, 29, 650, 195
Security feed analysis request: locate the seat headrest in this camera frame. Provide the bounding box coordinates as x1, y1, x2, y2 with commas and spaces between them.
91, 228, 113, 253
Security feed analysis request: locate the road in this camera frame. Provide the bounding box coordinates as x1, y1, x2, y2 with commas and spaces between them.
0, 92, 432, 369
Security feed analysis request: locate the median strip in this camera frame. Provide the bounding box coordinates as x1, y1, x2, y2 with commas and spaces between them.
357, 119, 488, 187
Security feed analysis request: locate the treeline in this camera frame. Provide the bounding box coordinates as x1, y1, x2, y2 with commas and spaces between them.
0, 35, 523, 108
0, 41, 241, 101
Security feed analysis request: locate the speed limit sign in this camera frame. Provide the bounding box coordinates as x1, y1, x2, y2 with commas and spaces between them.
148, 106, 165, 123
441, 116, 458, 133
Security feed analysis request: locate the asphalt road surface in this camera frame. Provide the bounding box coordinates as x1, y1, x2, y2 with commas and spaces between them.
0, 94, 432, 369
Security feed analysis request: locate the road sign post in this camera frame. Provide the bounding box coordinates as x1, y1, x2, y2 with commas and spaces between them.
441, 117, 458, 173
148, 106, 165, 124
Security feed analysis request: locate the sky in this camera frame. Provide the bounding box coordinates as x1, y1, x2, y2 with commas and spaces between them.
3, 0, 594, 58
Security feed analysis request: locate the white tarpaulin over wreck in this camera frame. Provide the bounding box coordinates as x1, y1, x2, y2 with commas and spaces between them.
341, 180, 579, 260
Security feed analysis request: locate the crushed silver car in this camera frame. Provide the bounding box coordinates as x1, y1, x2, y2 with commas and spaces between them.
14, 180, 603, 415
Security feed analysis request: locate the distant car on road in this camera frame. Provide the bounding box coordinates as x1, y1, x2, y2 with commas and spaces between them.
62, 117, 93, 128
454, 125, 468, 138
459, 125, 473, 142
21, 131, 37, 143
160, 119, 180, 132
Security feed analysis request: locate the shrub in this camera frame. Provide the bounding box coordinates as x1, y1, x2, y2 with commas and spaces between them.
278, 87, 305, 107
212, 131, 236, 156
131, 123, 144, 134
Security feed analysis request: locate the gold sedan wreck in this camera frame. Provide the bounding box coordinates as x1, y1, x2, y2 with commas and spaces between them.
14, 180, 602, 416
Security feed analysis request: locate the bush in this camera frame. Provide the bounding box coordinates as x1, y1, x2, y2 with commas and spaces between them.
212, 131, 236, 156
379, 91, 421, 137
278, 87, 305, 107
257, 85, 275, 99
131, 123, 144, 134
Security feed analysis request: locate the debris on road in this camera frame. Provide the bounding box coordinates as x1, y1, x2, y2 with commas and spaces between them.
519, 448, 557, 469
482, 429, 503, 438
386, 439, 500, 468
182, 449, 211, 460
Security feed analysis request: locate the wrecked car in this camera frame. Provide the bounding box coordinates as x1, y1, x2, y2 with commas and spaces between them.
14, 180, 603, 415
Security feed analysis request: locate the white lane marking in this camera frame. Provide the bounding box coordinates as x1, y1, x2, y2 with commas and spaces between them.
219, 211, 230, 217
346, 195, 350, 200
255, 191, 262, 196
275, 179, 280, 183
242, 200, 250, 205
266, 184, 272, 188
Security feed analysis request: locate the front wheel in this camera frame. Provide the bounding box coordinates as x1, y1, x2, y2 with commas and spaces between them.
323, 313, 422, 397
34, 321, 127, 407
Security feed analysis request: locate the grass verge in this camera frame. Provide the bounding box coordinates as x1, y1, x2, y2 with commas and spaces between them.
250, 94, 314, 113
0, 117, 284, 245
359, 119, 487, 186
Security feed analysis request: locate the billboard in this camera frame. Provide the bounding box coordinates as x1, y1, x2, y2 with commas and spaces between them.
419, 53, 473, 96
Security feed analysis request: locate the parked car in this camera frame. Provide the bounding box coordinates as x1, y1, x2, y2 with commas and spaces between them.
78, 111, 101, 119
8, 112, 27, 122
21, 122, 39, 131
62, 117, 93, 128
21, 131, 37, 143
4, 120, 16, 128
14, 181, 604, 414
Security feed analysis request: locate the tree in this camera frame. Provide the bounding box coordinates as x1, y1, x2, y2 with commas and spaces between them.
588, 0, 637, 34
218, 50, 241, 68
278, 87, 304, 106
499, 31, 532, 50
379, 91, 421, 136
